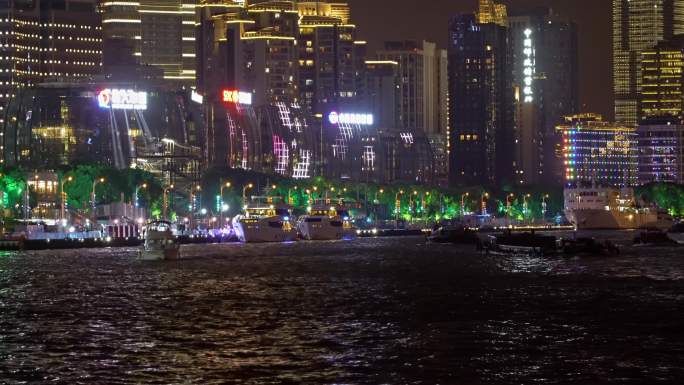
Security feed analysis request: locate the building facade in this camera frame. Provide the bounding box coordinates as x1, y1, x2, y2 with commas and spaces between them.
101, 0, 196, 83
0, 0, 102, 164
296, 1, 360, 115
508, 9, 579, 185
637, 120, 684, 184
372, 40, 449, 185
477, 0, 507, 27
557, 114, 638, 187
640, 36, 684, 122
613, 0, 684, 126
448, 14, 514, 187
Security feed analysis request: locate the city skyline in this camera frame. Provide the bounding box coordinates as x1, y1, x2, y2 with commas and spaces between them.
348, 0, 613, 119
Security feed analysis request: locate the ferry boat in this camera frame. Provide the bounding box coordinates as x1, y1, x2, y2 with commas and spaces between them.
232, 200, 297, 243
297, 204, 357, 240
139, 221, 180, 260
564, 187, 673, 230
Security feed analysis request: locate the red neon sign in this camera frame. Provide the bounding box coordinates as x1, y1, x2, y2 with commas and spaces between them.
222, 89, 252, 105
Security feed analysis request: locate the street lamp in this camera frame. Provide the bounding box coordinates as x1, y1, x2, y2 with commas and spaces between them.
375, 188, 384, 204
135, 182, 148, 208
481, 192, 489, 216
460, 192, 470, 217
162, 184, 174, 220
395, 190, 404, 227
189, 184, 202, 228
287, 186, 298, 205
60, 175, 74, 223
91, 177, 105, 212
219, 180, 231, 208
422, 191, 430, 218
523, 193, 531, 220
506, 193, 515, 217
219, 181, 232, 228
542, 194, 549, 220
242, 183, 253, 204
220, 202, 230, 228
409, 191, 418, 222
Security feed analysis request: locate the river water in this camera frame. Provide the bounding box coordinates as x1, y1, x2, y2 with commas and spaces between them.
1, 235, 683, 384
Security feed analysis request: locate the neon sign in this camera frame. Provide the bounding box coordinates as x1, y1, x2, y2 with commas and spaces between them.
191, 90, 203, 104
98, 89, 147, 110
328, 111, 373, 126
222, 89, 252, 105
523, 28, 535, 103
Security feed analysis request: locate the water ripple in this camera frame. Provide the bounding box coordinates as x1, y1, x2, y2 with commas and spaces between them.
0, 236, 683, 383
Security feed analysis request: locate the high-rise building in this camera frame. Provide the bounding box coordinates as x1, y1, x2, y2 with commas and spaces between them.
508, 8, 578, 185
196, 1, 299, 105
637, 119, 684, 184
374, 41, 446, 135
613, 0, 684, 126
477, 0, 507, 27
101, 0, 196, 83
448, 14, 514, 187
0, 0, 102, 164
364, 60, 398, 130
197, 0, 307, 166
296, 1, 361, 115
640, 36, 684, 122
374, 40, 449, 185
557, 114, 638, 187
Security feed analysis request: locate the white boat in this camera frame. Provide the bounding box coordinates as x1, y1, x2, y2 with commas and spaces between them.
564, 186, 673, 230
668, 222, 684, 244
232, 202, 297, 243
297, 204, 357, 240
139, 221, 180, 261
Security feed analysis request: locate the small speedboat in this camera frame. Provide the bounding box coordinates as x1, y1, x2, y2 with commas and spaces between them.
667, 222, 684, 244
139, 221, 180, 261
634, 229, 678, 246
559, 237, 620, 256
478, 231, 557, 257
427, 225, 477, 244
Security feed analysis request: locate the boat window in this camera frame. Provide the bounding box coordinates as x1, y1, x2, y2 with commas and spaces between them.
330, 221, 343, 227
275, 208, 289, 217
268, 221, 283, 228
305, 218, 322, 223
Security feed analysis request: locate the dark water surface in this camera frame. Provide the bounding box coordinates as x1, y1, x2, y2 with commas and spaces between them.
1, 236, 683, 384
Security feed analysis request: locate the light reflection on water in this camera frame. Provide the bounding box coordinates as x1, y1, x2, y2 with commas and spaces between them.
0, 236, 683, 384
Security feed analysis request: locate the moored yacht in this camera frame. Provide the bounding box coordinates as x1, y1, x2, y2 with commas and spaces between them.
564, 186, 673, 230
297, 204, 357, 240
232, 199, 297, 243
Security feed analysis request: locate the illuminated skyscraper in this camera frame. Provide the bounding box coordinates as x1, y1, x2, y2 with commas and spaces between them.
196, 0, 299, 106
374, 41, 449, 185
101, 0, 196, 83
613, 0, 684, 126
640, 36, 684, 121
296, 1, 361, 114
637, 119, 684, 184
477, 0, 507, 27
448, 14, 514, 187
196, 0, 302, 166
508, 9, 578, 185
0, 0, 102, 164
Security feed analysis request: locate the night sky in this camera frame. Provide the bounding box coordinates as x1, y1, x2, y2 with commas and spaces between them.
348, 0, 613, 120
